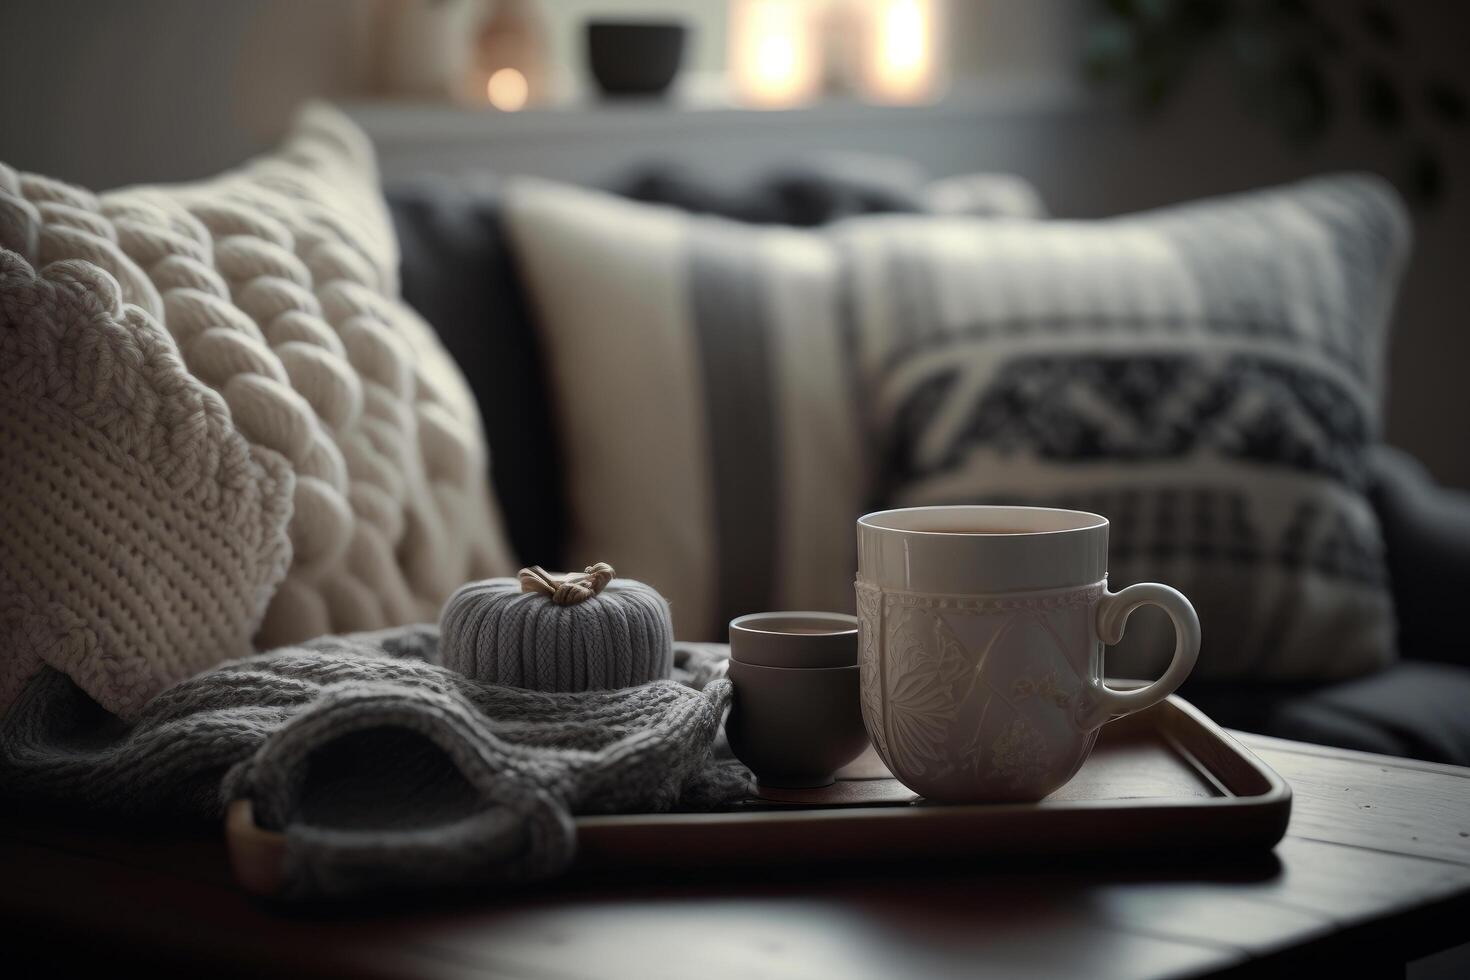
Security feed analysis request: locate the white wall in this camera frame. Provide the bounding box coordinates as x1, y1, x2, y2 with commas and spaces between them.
0, 0, 379, 189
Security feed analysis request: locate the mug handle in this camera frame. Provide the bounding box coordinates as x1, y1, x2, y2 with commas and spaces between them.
1077, 583, 1201, 730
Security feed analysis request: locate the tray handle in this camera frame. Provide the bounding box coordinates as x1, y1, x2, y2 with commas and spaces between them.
225, 799, 288, 898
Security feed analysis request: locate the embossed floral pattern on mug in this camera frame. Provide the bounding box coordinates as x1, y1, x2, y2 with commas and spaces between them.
856, 584, 889, 762
856, 581, 1107, 801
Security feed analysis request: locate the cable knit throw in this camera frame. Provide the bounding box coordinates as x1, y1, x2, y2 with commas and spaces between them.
0, 627, 744, 900
440, 565, 675, 691
0, 103, 515, 720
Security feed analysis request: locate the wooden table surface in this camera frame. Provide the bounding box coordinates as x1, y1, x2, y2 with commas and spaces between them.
4, 732, 1469, 979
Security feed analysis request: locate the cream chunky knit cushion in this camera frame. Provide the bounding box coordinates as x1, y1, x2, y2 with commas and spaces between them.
0, 103, 514, 719
0, 254, 294, 720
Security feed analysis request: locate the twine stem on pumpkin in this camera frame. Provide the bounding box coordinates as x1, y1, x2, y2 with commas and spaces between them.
518, 562, 615, 606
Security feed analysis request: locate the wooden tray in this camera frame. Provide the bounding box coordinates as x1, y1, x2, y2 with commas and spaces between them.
574, 695, 1292, 870
227, 695, 1291, 894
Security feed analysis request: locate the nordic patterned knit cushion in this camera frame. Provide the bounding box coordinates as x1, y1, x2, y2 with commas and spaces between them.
841, 174, 1409, 680
503, 179, 867, 640
0, 103, 514, 719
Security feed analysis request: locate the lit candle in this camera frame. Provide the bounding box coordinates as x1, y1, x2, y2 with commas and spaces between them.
486, 67, 530, 112
855, 0, 944, 105
465, 0, 547, 110
729, 0, 822, 108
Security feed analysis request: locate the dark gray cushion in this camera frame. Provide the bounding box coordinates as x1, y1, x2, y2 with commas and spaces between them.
611, 158, 931, 226
1268, 662, 1470, 764
1186, 661, 1470, 765
388, 176, 568, 568
1367, 445, 1470, 667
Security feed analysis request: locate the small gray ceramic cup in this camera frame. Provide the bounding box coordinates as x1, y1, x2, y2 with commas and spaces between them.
724, 612, 870, 789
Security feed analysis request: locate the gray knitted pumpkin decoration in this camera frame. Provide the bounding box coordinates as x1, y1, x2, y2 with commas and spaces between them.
439, 563, 674, 691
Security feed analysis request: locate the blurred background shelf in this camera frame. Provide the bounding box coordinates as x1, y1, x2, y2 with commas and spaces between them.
344, 76, 1094, 182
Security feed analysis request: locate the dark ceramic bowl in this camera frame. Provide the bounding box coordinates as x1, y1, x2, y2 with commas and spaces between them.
586, 20, 687, 97
724, 659, 870, 789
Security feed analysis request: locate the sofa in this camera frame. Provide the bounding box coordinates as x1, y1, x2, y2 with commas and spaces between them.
387, 163, 1470, 767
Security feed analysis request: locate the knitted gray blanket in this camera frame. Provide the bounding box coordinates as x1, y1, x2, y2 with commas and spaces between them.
0, 626, 746, 899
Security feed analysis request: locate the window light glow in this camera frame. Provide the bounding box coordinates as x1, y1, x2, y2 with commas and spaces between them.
730, 0, 820, 108
860, 0, 943, 105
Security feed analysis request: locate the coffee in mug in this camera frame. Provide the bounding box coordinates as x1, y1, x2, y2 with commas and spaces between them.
856, 505, 1200, 803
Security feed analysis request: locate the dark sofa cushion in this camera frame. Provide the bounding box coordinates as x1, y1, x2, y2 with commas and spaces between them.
1268, 662, 1470, 764
388, 175, 567, 568
612, 157, 932, 226
1368, 445, 1470, 667
1186, 661, 1470, 765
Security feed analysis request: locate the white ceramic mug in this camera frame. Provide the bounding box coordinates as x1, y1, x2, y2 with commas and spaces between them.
855, 505, 1200, 803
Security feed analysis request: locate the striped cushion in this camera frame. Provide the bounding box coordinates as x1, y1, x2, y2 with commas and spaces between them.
503, 179, 864, 640
842, 174, 1409, 680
